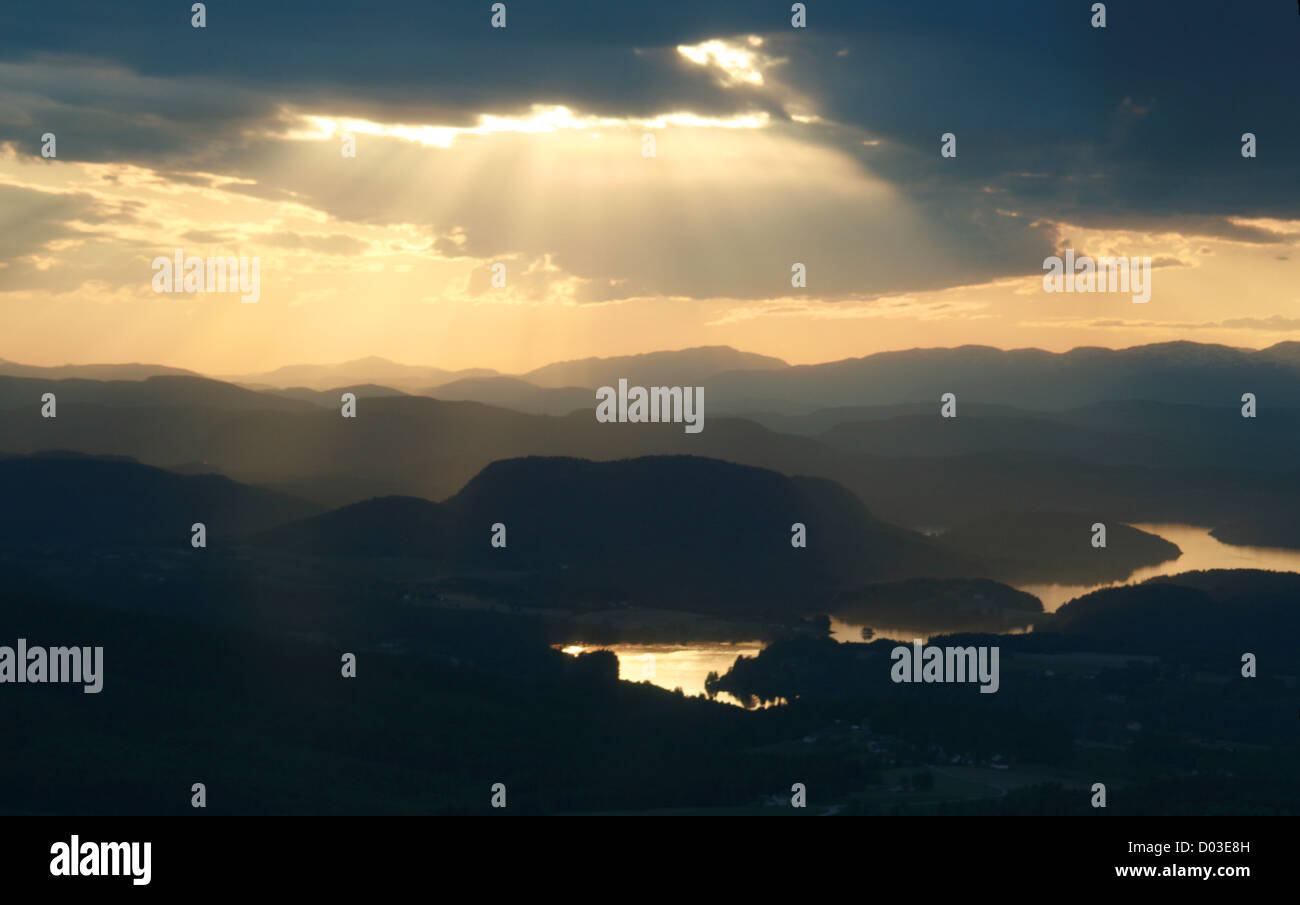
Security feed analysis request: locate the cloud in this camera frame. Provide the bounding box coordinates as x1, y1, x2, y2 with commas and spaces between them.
181, 229, 234, 244
0, 182, 157, 290
258, 230, 368, 255
1027, 315, 1300, 333
0, 0, 1296, 307
707, 296, 989, 326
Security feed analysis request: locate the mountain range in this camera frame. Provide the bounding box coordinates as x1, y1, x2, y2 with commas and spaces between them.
11, 342, 1300, 413
3, 341, 1299, 549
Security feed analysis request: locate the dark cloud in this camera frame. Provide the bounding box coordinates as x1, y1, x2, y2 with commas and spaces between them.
0, 0, 1295, 301
778, 4, 1299, 229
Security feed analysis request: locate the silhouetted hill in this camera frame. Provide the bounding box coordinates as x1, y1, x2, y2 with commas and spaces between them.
224, 357, 497, 391
1052, 569, 1300, 661
829, 577, 1044, 634
837, 453, 1300, 544
258, 495, 462, 558
0, 359, 199, 380
263, 384, 409, 406
1051, 400, 1300, 471
1210, 513, 1300, 549
704, 342, 1300, 412
6, 377, 1300, 549
5, 351, 1300, 548
1255, 341, 1300, 367
939, 512, 1182, 583
755, 399, 1300, 472
0, 452, 321, 548
0, 390, 841, 506
747, 403, 1031, 434
260, 456, 979, 614
818, 415, 1162, 462
424, 376, 590, 415
23, 341, 1300, 414
441, 455, 977, 610
0, 374, 312, 411
521, 346, 788, 389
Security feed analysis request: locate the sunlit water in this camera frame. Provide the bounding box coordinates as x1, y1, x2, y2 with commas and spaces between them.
562, 525, 1300, 703
1017, 523, 1300, 612
827, 618, 1033, 644
557, 642, 764, 708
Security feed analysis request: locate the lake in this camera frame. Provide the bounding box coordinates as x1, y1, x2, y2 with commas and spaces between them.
562, 524, 1300, 704
558, 641, 764, 707
1016, 523, 1300, 612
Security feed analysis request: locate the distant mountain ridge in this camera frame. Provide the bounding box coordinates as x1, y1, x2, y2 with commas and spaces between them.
0, 359, 200, 380
9, 341, 1300, 411
519, 346, 789, 388
0, 374, 314, 411
232, 341, 1300, 413
424, 376, 590, 415
6, 341, 1300, 550
5, 369, 1300, 549
223, 356, 498, 391
701, 341, 1300, 412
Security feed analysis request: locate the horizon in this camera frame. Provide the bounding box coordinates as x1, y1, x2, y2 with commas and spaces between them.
5, 336, 1299, 379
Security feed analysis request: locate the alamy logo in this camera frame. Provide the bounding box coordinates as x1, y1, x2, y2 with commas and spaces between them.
890, 640, 1000, 694
595, 379, 704, 434
1042, 249, 1151, 303
50, 836, 150, 885
0, 639, 103, 693
152, 248, 261, 303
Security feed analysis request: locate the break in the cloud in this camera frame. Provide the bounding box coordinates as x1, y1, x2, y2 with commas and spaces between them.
0, 0, 1296, 371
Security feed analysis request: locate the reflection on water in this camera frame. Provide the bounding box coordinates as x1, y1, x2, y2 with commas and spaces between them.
827, 617, 1032, 644
1016, 523, 1300, 612
562, 525, 1300, 704
828, 524, 1300, 639
558, 642, 764, 707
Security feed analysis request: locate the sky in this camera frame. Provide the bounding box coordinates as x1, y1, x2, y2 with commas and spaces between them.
0, 1, 1297, 374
